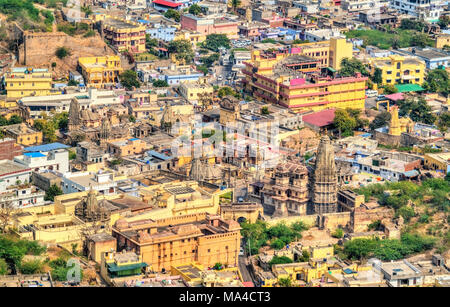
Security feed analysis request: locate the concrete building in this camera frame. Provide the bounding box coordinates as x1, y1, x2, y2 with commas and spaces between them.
178, 81, 213, 105
0, 138, 23, 160
112, 213, 241, 272
392, 47, 450, 69
0, 160, 31, 193
19, 88, 122, 119
389, 0, 444, 22
380, 259, 423, 287
107, 138, 149, 157
78, 56, 123, 88
367, 55, 426, 86
242, 48, 367, 112
2, 123, 43, 146
5, 67, 53, 99
13, 142, 70, 174
101, 17, 146, 54
180, 14, 239, 39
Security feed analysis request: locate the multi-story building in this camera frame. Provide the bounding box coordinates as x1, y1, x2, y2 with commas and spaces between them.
390, 0, 444, 22
107, 138, 149, 157
341, 0, 389, 12
112, 213, 241, 272
19, 88, 121, 119
0, 138, 23, 160
178, 81, 214, 105
262, 162, 309, 217
78, 56, 123, 88
101, 17, 146, 54
180, 14, 239, 39
367, 55, 425, 86
14, 142, 70, 173
2, 123, 43, 146
242, 49, 367, 113
392, 47, 450, 69
0, 160, 31, 193
5, 67, 53, 99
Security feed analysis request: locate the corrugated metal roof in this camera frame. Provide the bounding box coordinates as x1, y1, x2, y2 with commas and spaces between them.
24, 143, 70, 152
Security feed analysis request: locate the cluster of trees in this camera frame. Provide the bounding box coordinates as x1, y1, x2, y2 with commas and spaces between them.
119, 70, 140, 90
188, 4, 202, 15
168, 39, 194, 64
55, 46, 71, 59
44, 184, 63, 201
397, 97, 436, 125
423, 69, 449, 97
333, 108, 369, 137
0, 115, 22, 126
341, 233, 435, 261
369, 111, 391, 130
152, 79, 169, 88
164, 9, 180, 22
339, 58, 368, 77
240, 220, 308, 255
217, 86, 240, 99
201, 34, 230, 52
57, 22, 90, 36
356, 178, 450, 219
33, 112, 68, 142
0, 235, 47, 275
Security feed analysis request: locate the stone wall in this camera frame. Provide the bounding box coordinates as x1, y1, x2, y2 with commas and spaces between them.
351, 207, 394, 233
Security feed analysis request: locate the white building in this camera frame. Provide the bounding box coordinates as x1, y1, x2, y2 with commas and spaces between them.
0, 160, 31, 193
14, 143, 70, 174
341, 0, 389, 12
62, 171, 122, 195
304, 28, 345, 42
389, 0, 444, 22
19, 88, 123, 118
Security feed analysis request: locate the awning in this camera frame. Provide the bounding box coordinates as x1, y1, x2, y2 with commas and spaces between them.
152, 0, 183, 7
403, 170, 419, 178
107, 262, 148, 272
395, 84, 424, 93
327, 67, 337, 73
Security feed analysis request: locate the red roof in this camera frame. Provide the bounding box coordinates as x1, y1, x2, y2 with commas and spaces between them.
153, 0, 183, 7
385, 92, 404, 101
243, 281, 254, 287
302, 109, 335, 127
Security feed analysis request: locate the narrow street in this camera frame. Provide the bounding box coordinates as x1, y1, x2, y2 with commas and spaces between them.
238, 256, 254, 284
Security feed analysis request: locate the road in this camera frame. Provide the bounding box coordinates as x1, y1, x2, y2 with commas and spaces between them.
238, 256, 254, 284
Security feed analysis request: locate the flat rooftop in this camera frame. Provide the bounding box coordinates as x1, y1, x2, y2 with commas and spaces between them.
0, 160, 30, 176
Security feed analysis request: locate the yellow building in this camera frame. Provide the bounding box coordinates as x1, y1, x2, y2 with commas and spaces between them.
2, 123, 43, 146
293, 37, 353, 70
368, 55, 425, 86
78, 56, 123, 88
5, 67, 52, 99
178, 81, 214, 104
171, 263, 244, 287
243, 49, 367, 112
174, 30, 206, 48
102, 17, 146, 54
435, 34, 450, 49
424, 152, 450, 173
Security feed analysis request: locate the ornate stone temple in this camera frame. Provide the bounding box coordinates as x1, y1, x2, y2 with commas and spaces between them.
310, 135, 338, 214
68, 98, 81, 132
75, 189, 111, 222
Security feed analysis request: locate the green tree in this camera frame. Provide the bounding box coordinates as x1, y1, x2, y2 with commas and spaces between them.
19, 260, 44, 274
34, 117, 57, 142
269, 256, 293, 266
45, 184, 63, 201
438, 15, 450, 29
369, 111, 391, 130
372, 68, 383, 84
164, 9, 180, 22
339, 58, 368, 77
231, 0, 241, 11
7, 115, 23, 125
0, 258, 7, 275
398, 97, 436, 125
55, 47, 70, 59
261, 106, 270, 115
218, 86, 239, 98
383, 84, 398, 94
120, 70, 140, 90
437, 112, 450, 132
188, 4, 202, 15
202, 34, 231, 52
333, 109, 357, 137
423, 68, 449, 97
152, 79, 169, 87
278, 277, 292, 287
410, 33, 431, 48
332, 228, 344, 238
168, 39, 194, 64
213, 262, 223, 270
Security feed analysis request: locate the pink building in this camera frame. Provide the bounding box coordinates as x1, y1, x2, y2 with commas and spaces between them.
180, 14, 238, 38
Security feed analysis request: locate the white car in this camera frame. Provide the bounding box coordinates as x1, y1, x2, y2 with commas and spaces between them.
239, 247, 245, 256
365, 90, 378, 98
